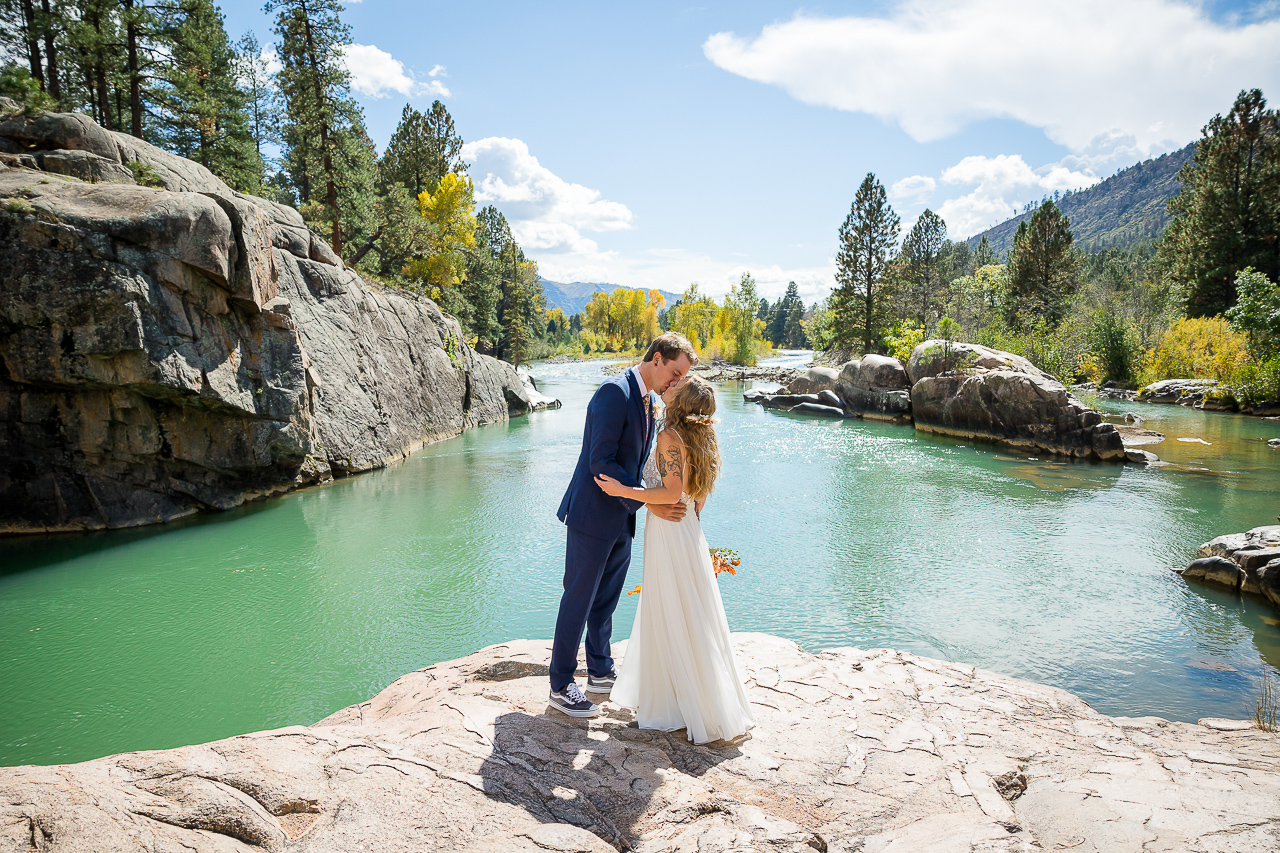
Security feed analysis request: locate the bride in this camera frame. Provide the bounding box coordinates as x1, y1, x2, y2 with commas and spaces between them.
594, 376, 754, 744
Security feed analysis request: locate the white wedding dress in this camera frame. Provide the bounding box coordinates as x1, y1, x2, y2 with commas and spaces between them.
611, 448, 754, 744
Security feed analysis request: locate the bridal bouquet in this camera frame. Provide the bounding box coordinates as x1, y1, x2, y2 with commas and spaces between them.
628, 547, 741, 595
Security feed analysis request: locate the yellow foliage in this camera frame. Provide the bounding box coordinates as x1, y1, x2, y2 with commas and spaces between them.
581, 287, 662, 351
409, 173, 477, 290
1140, 316, 1250, 384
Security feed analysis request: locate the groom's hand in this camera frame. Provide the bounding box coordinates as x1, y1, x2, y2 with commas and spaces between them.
648, 503, 687, 522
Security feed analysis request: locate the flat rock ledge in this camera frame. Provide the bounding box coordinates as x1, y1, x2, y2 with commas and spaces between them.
4, 635, 1279, 852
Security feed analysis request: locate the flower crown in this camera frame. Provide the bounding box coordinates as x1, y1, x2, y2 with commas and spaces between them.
684, 412, 718, 425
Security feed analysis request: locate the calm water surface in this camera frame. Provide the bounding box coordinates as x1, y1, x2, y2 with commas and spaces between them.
2, 353, 1279, 766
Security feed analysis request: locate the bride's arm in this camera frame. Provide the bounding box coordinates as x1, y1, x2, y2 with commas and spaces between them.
595, 431, 686, 505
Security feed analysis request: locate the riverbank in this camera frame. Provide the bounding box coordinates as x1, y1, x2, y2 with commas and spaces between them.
3, 634, 1277, 852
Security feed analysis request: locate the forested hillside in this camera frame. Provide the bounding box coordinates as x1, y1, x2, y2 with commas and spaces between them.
968, 143, 1194, 255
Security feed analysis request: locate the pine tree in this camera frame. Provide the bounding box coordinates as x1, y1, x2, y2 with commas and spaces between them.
381, 100, 466, 198
154, 0, 258, 189
972, 234, 999, 268
898, 209, 947, 328
833, 174, 900, 354
1005, 200, 1080, 328
235, 31, 281, 179
1160, 89, 1280, 316
270, 0, 373, 256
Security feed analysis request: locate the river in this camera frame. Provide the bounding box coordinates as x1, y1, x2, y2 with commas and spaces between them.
2, 353, 1278, 767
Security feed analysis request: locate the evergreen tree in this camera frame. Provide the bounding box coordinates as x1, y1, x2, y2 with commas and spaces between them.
1005, 200, 1080, 328
833, 174, 900, 353
972, 234, 999, 268
154, 0, 258, 189
235, 30, 281, 177
898, 209, 947, 328
270, 0, 374, 256
1160, 89, 1280, 316
769, 281, 807, 348
381, 100, 466, 198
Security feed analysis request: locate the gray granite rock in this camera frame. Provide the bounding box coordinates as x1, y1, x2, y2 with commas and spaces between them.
0, 112, 557, 533
835, 354, 913, 422
2, 634, 1277, 852
1136, 378, 1220, 406
907, 340, 1124, 462
1187, 526, 1280, 606
786, 366, 840, 395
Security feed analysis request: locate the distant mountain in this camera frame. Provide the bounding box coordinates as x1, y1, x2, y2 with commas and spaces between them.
967, 143, 1195, 256
539, 278, 683, 316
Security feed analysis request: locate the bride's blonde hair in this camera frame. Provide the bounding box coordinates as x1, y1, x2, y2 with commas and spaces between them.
662, 376, 721, 501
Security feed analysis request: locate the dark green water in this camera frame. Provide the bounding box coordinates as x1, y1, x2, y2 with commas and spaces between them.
2, 355, 1279, 767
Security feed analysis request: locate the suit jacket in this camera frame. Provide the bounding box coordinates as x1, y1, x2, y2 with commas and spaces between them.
557, 369, 654, 538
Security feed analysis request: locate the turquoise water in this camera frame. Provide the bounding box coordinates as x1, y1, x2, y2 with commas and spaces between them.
2, 355, 1279, 767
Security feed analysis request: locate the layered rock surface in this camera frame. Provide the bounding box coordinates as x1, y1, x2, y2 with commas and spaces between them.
908, 340, 1125, 461
834, 354, 912, 422
0, 103, 551, 533
1181, 525, 1280, 611
3, 634, 1278, 852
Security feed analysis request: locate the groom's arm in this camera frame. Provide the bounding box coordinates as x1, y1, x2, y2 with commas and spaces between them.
587, 384, 644, 511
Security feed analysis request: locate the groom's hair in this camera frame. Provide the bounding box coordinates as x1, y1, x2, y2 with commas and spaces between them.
642, 332, 698, 366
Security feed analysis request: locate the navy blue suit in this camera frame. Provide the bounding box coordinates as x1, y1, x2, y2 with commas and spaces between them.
551, 369, 654, 691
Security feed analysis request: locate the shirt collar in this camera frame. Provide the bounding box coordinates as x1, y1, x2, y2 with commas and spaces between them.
630, 364, 649, 397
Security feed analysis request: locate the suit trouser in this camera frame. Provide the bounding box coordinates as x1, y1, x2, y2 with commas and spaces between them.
550, 525, 632, 692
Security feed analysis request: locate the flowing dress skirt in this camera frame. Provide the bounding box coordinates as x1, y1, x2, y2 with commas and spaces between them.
611, 502, 754, 744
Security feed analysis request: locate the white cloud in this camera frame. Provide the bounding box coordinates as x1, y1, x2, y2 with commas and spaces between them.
261, 44, 282, 76
889, 174, 936, 200
341, 44, 450, 99
463, 137, 633, 255
704, 0, 1280, 157
928, 154, 1097, 237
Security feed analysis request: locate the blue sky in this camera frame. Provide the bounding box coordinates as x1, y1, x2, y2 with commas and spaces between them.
221, 0, 1280, 303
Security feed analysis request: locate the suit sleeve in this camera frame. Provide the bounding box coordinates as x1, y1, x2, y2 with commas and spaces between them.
587, 383, 645, 511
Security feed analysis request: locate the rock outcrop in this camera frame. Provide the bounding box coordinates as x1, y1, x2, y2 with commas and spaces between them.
3, 634, 1278, 852
908, 340, 1125, 461
784, 366, 839, 395
1181, 525, 1280, 610
0, 103, 555, 533
834, 354, 912, 422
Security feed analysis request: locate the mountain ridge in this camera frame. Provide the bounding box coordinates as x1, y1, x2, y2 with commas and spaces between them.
966, 142, 1195, 256
539, 277, 683, 316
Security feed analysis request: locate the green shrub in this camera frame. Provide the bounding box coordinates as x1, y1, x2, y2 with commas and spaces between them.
127, 161, 165, 189
883, 320, 924, 363
1226, 267, 1280, 360
1085, 309, 1143, 385
1226, 356, 1280, 406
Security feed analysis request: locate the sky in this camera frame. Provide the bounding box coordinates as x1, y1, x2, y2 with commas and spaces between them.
220, 0, 1280, 304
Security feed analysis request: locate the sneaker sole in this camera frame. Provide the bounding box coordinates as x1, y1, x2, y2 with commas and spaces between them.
550, 703, 600, 718
584, 682, 613, 694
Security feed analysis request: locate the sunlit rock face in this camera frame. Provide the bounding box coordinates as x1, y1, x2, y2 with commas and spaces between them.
0, 99, 549, 533
2, 633, 1278, 852
907, 340, 1125, 462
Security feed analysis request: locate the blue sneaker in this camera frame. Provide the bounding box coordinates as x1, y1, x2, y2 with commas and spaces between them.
585, 669, 618, 694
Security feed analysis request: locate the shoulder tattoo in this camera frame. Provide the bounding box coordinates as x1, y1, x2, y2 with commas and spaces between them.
664, 444, 684, 479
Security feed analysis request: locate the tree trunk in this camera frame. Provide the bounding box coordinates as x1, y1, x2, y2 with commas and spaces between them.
124, 0, 142, 137
346, 226, 382, 268
90, 8, 113, 130
301, 2, 342, 256
20, 0, 45, 90
39, 0, 59, 101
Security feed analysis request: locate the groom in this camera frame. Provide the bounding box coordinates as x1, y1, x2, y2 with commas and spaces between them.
549, 332, 697, 717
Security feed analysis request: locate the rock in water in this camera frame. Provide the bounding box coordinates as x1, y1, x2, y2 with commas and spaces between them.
2, 634, 1278, 852
785, 365, 839, 395
834, 354, 912, 422
0, 106, 555, 533
907, 340, 1124, 462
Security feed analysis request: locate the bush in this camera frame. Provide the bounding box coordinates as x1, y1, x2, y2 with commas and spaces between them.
1226, 267, 1280, 360
971, 321, 1087, 382
1085, 309, 1143, 385
1227, 356, 1280, 406
883, 320, 924, 363
1139, 316, 1249, 385
579, 330, 607, 354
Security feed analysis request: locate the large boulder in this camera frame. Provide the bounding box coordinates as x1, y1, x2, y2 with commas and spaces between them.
0, 110, 555, 532
834, 354, 912, 422
1190, 526, 1280, 602
907, 340, 1124, 461
785, 365, 839, 394
1136, 378, 1219, 406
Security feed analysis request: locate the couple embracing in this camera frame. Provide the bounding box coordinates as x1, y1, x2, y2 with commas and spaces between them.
549, 332, 754, 745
